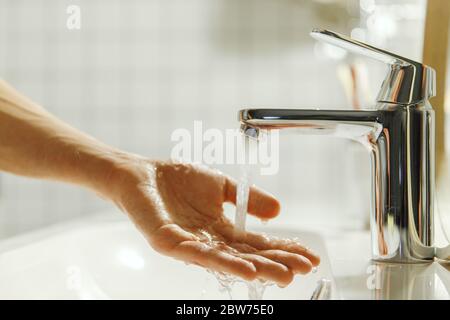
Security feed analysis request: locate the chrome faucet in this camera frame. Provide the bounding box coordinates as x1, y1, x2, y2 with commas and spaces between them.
239, 29, 437, 263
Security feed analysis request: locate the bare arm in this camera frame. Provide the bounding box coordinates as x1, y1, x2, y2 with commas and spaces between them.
0, 79, 319, 286
0, 79, 125, 196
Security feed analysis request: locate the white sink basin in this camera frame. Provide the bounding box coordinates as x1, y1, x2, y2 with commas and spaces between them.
0, 214, 336, 300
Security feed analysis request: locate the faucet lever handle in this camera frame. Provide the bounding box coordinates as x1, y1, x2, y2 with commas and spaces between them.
310, 28, 436, 105
311, 28, 413, 66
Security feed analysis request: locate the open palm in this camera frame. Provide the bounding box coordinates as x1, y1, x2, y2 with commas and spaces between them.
111, 159, 320, 287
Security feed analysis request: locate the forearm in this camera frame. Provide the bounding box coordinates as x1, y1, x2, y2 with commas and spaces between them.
0, 79, 130, 197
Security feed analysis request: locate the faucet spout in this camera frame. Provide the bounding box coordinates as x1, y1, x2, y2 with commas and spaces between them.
239, 105, 435, 263
240, 108, 383, 146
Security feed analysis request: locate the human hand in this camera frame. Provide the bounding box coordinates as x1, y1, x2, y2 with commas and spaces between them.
104, 156, 320, 287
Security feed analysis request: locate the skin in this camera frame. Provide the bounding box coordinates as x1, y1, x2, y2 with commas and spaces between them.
0, 79, 320, 287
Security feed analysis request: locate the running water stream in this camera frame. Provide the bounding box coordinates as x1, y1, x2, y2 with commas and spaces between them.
234, 158, 250, 238
211, 134, 273, 300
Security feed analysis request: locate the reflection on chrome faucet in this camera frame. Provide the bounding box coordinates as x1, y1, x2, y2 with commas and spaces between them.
239, 29, 439, 263
369, 262, 450, 300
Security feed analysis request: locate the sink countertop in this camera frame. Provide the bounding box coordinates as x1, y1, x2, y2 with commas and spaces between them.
243, 204, 450, 300
246, 211, 450, 300
320, 229, 450, 300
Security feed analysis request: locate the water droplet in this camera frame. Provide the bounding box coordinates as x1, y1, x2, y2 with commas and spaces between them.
312, 267, 318, 274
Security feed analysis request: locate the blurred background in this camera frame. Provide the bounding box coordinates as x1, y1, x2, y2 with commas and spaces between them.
0, 0, 445, 238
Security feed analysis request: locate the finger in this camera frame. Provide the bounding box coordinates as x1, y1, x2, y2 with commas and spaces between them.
150, 225, 257, 281
172, 240, 257, 281
224, 178, 280, 219
238, 253, 294, 287
244, 231, 321, 267
230, 243, 312, 275
256, 250, 313, 274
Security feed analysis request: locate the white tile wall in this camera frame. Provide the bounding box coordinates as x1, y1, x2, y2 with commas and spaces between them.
0, 0, 426, 238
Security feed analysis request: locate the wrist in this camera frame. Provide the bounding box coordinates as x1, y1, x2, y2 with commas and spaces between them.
79, 148, 159, 202
77, 148, 141, 198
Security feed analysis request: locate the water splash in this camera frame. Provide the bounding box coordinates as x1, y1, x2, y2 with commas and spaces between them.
209, 269, 274, 300
208, 270, 238, 299
247, 279, 272, 300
